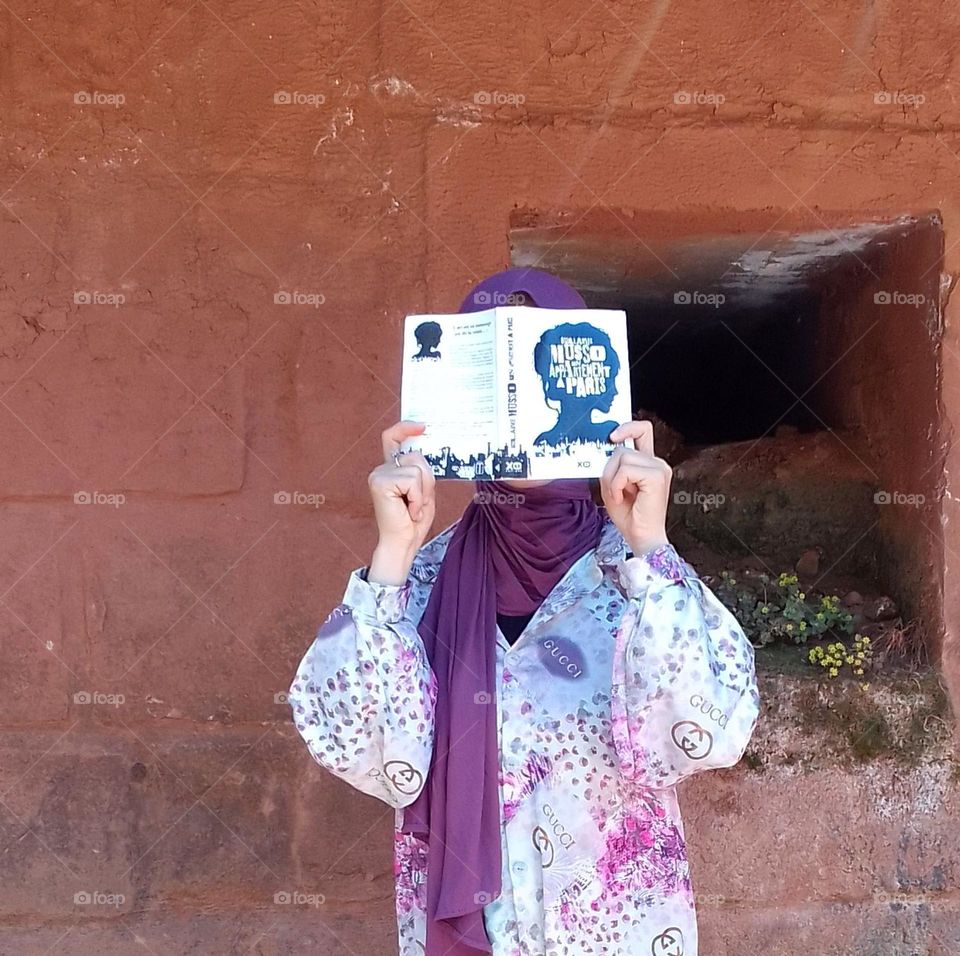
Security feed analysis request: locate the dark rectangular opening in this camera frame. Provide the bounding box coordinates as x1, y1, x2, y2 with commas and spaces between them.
511, 211, 945, 658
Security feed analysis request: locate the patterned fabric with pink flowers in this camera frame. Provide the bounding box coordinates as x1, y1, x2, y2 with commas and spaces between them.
289, 512, 760, 956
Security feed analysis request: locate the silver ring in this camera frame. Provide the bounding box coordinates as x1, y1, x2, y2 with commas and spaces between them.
393, 451, 402, 468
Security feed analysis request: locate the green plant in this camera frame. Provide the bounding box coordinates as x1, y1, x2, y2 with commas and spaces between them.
716, 570, 854, 647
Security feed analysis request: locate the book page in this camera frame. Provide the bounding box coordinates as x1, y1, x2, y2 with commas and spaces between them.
502, 307, 633, 479
398, 310, 499, 478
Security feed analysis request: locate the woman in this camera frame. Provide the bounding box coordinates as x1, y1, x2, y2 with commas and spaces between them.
289, 268, 760, 956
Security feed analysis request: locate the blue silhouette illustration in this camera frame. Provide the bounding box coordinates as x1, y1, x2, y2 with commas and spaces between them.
412, 321, 442, 359
532, 322, 620, 446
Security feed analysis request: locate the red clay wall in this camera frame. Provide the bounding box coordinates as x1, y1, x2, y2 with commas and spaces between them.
1, 1, 958, 953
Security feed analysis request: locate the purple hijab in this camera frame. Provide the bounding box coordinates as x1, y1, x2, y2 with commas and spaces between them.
400, 269, 604, 954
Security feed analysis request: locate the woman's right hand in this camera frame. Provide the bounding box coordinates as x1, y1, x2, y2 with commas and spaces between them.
367, 421, 437, 586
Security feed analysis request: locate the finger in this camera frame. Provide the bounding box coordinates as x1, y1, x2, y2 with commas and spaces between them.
610, 458, 651, 506
381, 420, 427, 462
386, 450, 436, 521
608, 455, 638, 506
602, 447, 656, 496
394, 466, 425, 521
398, 468, 423, 521
606, 423, 636, 451
600, 445, 627, 503
404, 452, 436, 504
609, 445, 659, 466
610, 458, 668, 506
608, 419, 654, 456
608, 419, 654, 454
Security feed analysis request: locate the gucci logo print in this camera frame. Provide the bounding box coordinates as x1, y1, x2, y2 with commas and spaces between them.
670, 720, 714, 760
651, 926, 684, 956
532, 825, 555, 868
383, 760, 424, 795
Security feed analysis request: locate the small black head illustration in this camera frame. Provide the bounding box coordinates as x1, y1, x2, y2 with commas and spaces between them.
533, 322, 620, 446
413, 320, 442, 359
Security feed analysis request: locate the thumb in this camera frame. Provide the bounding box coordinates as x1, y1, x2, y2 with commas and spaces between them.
396, 470, 424, 522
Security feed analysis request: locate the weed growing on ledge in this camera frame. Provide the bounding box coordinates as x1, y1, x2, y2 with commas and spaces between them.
715, 570, 854, 647
807, 635, 874, 679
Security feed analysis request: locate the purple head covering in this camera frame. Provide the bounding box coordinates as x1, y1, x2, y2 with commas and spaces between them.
457, 265, 587, 314
400, 268, 603, 955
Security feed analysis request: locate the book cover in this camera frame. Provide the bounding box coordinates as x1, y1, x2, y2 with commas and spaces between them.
399, 306, 632, 479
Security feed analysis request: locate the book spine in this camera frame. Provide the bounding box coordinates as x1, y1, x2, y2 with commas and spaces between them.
495, 309, 528, 479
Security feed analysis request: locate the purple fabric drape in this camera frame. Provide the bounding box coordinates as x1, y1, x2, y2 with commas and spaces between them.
399, 266, 594, 953
400, 477, 604, 954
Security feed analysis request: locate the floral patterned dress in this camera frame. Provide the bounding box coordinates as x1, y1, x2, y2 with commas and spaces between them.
288, 512, 760, 956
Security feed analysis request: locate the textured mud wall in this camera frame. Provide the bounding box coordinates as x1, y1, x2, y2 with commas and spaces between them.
810, 220, 945, 648
1, 1, 959, 953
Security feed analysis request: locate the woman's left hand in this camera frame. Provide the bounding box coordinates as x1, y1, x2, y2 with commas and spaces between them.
600, 420, 672, 557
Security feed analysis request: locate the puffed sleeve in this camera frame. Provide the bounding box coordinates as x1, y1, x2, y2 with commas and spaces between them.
610, 543, 760, 790
288, 566, 437, 808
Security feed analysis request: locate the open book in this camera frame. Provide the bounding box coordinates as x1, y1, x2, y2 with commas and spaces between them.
398, 306, 632, 479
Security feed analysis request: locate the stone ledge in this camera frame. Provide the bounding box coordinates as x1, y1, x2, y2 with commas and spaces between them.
748, 645, 956, 771
0, 907, 398, 955
696, 898, 960, 956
